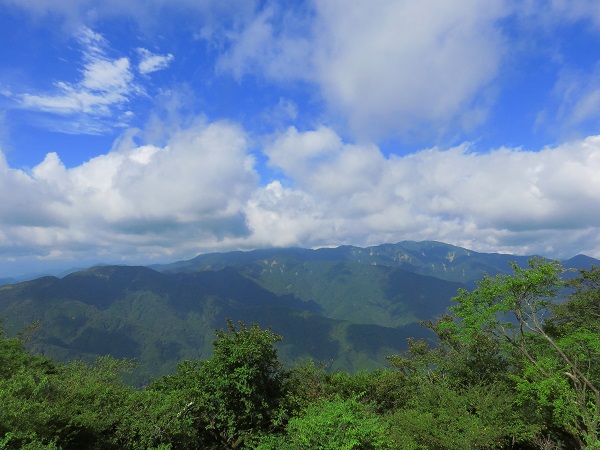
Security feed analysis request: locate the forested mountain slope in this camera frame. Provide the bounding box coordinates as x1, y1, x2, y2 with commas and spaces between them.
0, 263, 460, 384
155, 240, 594, 284
1, 241, 597, 384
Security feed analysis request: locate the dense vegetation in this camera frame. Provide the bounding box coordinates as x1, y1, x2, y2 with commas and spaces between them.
1, 242, 596, 385
1, 261, 599, 449
0, 250, 468, 383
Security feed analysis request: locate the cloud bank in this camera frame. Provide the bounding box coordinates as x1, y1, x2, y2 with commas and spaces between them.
250, 127, 600, 257
0, 120, 257, 268
1, 121, 599, 275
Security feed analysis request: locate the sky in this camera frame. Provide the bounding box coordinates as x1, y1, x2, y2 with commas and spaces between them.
1, 0, 600, 277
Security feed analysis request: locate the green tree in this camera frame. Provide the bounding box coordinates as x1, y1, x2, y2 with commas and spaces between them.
0, 322, 135, 450
445, 259, 600, 448
151, 319, 288, 449
255, 396, 393, 450
387, 326, 538, 448
111, 387, 200, 450
388, 379, 534, 450
543, 266, 600, 447
0, 325, 57, 449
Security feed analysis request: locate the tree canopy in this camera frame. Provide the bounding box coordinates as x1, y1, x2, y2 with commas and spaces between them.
1, 263, 599, 449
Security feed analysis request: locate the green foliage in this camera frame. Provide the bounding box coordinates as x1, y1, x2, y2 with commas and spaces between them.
388, 378, 538, 449
150, 319, 288, 449
111, 388, 201, 449
255, 396, 394, 450
285, 359, 411, 417
388, 326, 510, 389
446, 258, 564, 344
199, 319, 288, 448
0, 348, 134, 449
386, 321, 539, 448
2, 262, 600, 449
444, 259, 600, 448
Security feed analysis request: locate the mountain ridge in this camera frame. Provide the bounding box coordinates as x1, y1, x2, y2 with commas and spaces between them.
1, 241, 597, 384
153, 240, 596, 284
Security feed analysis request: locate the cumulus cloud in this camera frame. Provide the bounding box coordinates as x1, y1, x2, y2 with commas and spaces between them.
1, 122, 600, 273
245, 126, 600, 258
0, 120, 257, 265
0, 152, 67, 228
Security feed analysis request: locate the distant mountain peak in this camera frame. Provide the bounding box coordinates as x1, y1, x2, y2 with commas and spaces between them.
152, 241, 599, 284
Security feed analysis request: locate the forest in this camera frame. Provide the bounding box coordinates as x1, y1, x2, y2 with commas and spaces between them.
1, 259, 599, 449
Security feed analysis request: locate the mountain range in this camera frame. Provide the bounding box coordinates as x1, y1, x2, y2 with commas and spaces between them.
0, 241, 597, 385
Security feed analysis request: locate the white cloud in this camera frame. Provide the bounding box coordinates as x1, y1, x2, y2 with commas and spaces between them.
82, 57, 132, 91
265, 125, 344, 182
15, 27, 139, 133
216, 6, 314, 82
0, 120, 257, 265
1, 123, 600, 273
214, 0, 508, 140
0, 152, 67, 228
537, 63, 600, 137
137, 48, 174, 74
246, 127, 600, 258
311, 0, 507, 139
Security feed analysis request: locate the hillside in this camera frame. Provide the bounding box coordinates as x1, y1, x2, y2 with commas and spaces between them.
0, 264, 459, 384
1, 241, 597, 384
154, 240, 547, 284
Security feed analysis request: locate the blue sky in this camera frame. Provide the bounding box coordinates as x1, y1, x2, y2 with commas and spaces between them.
1, 0, 600, 277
